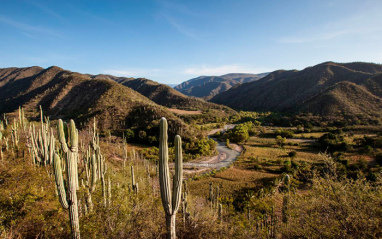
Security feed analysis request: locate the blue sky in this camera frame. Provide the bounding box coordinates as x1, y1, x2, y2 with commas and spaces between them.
1, 0, 382, 84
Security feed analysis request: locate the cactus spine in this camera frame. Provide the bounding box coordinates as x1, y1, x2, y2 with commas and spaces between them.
54, 119, 80, 239
159, 117, 183, 239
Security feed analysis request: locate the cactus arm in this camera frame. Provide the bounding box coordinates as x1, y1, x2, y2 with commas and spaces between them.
30, 128, 42, 163
49, 128, 55, 165
57, 119, 69, 153
159, 117, 172, 215
172, 135, 182, 213
91, 154, 97, 192
53, 153, 69, 209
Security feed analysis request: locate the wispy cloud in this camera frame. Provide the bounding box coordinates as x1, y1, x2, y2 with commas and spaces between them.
28, 1, 65, 21
278, 30, 350, 44
182, 64, 271, 76
278, 26, 381, 44
158, 0, 202, 18
277, 10, 382, 44
156, 0, 201, 39
161, 14, 198, 39
0, 15, 63, 39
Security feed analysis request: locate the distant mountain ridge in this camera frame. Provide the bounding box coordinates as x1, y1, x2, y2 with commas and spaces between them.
174, 72, 269, 100
89, 74, 235, 114
0, 66, 192, 135
210, 61, 382, 122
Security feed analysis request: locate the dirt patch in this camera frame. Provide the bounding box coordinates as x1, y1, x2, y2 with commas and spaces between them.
229, 143, 243, 152
207, 128, 222, 135
168, 108, 202, 115
193, 153, 227, 164
183, 168, 210, 174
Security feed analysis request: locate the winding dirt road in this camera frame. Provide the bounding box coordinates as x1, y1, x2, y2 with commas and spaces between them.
184, 125, 242, 170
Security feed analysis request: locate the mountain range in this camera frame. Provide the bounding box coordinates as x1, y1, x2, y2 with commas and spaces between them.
0, 66, 233, 138
90, 74, 233, 113
210, 61, 382, 122
174, 73, 268, 100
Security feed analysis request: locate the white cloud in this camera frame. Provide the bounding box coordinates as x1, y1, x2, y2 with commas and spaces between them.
182, 64, 271, 76
28, 1, 65, 21
278, 30, 350, 44
278, 26, 382, 44
0, 15, 63, 39
277, 10, 382, 44
161, 14, 198, 39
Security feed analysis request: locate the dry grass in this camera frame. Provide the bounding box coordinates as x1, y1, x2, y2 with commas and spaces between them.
235, 136, 322, 173
168, 108, 202, 115
188, 167, 278, 199
293, 132, 326, 138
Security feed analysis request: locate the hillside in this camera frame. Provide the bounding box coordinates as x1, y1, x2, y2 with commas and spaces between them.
210, 61, 382, 121
91, 74, 235, 115
0, 66, 190, 137
174, 73, 268, 100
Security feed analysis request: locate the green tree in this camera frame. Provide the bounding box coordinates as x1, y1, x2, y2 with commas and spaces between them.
125, 129, 135, 142
275, 135, 286, 147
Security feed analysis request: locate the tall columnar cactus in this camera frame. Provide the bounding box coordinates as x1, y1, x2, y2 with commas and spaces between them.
11, 120, 19, 148
159, 117, 183, 239
18, 107, 26, 131
215, 186, 219, 209
0, 120, 4, 131
54, 119, 80, 239
131, 166, 138, 194
218, 203, 223, 221
282, 174, 291, 225
91, 153, 97, 192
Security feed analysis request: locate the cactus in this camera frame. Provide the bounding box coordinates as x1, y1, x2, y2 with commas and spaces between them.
90, 153, 97, 192
209, 183, 213, 201
11, 120, 19, 148
282, 174, 290, 225
215, 186, 219, 209
29, 108, 55, 165
131, 166, 138, 194
218, 203, 222, 221
107, 176, 111, 207
0, 120, 4, 131
159, 117, 182, 239
54, 119, 80, 239
18, 107, 26, 131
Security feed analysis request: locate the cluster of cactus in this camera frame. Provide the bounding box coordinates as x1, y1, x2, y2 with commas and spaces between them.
18, 106, 26, 131
207, 182, 220, 211
158, 117, 183, 239
181, 181, 190, 226
53, 119, 80, 239
10, 119, 19, 148
82, 118, 110, 209
254, 206, 277, 237
29, 107, 55, 165
1, 108, 27, 155
251, 174, 291, 237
